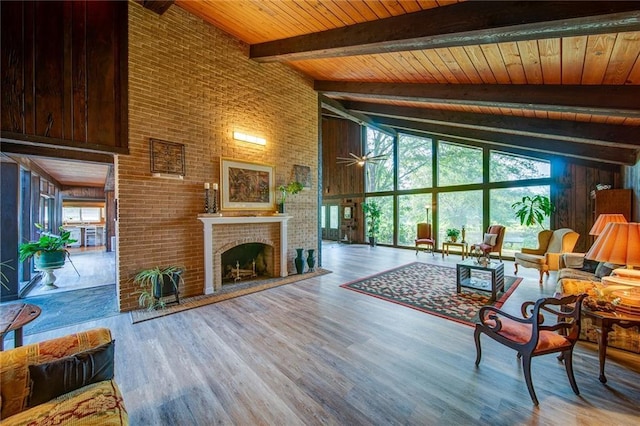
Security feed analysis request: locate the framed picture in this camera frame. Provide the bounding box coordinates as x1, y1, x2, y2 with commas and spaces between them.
221, 158, 275, 210
344, 206, 352, 220
293, 164, 312, 188
150, 139, 185, 176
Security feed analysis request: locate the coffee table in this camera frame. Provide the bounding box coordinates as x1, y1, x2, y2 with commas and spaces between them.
456, 258, 504, 302
0, 303, 41, 350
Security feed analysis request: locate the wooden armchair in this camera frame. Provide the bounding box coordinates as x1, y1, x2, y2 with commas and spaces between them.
471, 224, 506, 261
514, 228, 579, 283
415, 223, 435, 256
474, 294, 587, 405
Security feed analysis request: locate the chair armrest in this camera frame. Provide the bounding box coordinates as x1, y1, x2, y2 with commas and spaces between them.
545, 252, 563, 271
521, 247, 545, 255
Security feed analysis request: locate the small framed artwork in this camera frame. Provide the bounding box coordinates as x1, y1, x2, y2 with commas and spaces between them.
221, 158, 275, 210
293, 164, 312, 189
150, 139, 185, 176
344, 206, 352, 220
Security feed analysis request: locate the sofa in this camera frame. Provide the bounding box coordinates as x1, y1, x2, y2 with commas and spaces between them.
555, 254, 640, 354
0, 328, 128, 425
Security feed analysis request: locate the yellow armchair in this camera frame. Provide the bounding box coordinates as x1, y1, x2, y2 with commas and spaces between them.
514, 228, 579, 283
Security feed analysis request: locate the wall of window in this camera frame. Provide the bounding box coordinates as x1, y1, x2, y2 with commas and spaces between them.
363, 128, 552, 257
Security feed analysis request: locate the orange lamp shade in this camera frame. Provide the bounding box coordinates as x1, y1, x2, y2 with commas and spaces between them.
589, 214, 627, 236
585, 222, 640, 267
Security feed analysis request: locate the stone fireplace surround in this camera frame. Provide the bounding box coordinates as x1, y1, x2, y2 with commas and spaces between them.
198, 215, 291, 294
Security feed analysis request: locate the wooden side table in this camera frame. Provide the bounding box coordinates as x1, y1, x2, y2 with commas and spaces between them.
582, 308, 640, 383
442, 241, 468, 259
0, 303, 41, 350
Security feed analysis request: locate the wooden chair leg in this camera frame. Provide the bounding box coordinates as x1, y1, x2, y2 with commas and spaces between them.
514, 263, 519, 274
563, 349, 580, 395
538, 270, 544, 284
521, 354, 539, 406
473, 328, 482, 366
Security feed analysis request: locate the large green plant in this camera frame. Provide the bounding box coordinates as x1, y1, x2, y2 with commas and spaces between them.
134, 265, 184, 310
362, 201, 382, 238
511, 195, 554, 229
18, 224, 77, 262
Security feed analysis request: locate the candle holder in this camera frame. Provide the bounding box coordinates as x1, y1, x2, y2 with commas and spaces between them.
211, 189, 218, 213
204, 188, 210, 213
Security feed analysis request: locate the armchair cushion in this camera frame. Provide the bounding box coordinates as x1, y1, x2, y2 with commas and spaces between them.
482, 314, 571, 352
483, 233, 498, 245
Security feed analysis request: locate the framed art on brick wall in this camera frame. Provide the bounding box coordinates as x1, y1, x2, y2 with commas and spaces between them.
150, 139, 185, 177
221, 158, 275, 210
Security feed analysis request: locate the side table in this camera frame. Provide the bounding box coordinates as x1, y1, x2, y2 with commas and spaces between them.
0, 303, 41, 350
442, 241, 468, 259
582, 307, 640, 383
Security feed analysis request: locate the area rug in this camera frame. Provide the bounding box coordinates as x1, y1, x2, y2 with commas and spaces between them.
131, 268, 332, 324
20, 284, 119, 336
340, 262, 522, 326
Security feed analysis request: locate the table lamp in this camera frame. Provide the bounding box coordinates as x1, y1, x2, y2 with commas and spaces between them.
586, 221, 640, 276
589, 213, 627, 236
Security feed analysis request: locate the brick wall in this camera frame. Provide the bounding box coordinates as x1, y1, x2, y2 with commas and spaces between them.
118, 2, 318, 311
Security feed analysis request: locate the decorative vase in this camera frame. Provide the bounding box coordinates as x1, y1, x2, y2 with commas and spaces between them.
278, 203, 285, 214
306, 249, 315, 272
294, 248, 305, 274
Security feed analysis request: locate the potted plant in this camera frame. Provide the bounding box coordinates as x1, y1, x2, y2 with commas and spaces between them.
277, 181, 303, 213
134, 265, 184, 310
362, 200, 381, 246
511, 195, 554, 229
446, 228, 460, 242
18, 224, 77, 270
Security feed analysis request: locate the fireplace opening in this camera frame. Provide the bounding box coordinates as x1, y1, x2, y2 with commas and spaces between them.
221, 243, 273, 285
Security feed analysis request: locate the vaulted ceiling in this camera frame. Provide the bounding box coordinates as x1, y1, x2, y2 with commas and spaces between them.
167, 0, 640, 166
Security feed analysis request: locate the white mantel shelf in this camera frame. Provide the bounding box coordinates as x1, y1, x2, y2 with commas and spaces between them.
198, 214, 292, 294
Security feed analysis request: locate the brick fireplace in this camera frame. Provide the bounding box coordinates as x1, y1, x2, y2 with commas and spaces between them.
198, 215, 291, 294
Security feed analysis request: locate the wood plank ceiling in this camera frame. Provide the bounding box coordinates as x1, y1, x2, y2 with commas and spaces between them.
171, 0, 640, 165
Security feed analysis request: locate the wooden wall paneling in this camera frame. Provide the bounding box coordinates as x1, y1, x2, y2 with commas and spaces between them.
322, 117, 364, 197
0, 2, 24, 133
71, 1, 87, 143
34, 1, 66, 139
594, 189, 632, 221
86, 1, 117, 147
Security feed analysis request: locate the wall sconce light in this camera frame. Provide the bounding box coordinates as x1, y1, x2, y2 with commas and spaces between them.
233, 131, 266, 146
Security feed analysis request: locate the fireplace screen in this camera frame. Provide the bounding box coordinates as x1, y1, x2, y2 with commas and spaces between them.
221, 243, 273, 284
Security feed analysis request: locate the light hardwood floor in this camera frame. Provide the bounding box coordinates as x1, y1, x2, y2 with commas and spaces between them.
25, 242, 640, 425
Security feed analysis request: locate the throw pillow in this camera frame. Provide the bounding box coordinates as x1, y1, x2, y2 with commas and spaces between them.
594, 262, 623, 279
28, 340, 115, 407
483, 233, 497, 246
580, 259, 600, 274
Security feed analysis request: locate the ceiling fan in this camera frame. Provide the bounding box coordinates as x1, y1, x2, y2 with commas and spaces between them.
336, 152, 388, 167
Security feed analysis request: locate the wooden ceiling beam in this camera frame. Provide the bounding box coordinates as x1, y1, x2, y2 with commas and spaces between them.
344, 101, 640, 148
316, 82, 640, 118
370, 117, 636, 165
250, 1, 640, 62
320, 96, 395, 136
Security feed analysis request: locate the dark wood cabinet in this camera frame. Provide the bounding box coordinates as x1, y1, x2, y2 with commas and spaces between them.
594, 189, 633, 221
1, 1, 128, 154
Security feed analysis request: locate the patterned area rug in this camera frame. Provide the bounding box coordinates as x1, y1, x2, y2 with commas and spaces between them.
340, 262, 522, 326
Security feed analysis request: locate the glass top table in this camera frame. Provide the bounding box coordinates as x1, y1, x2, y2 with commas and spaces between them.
456, 258, 505, 302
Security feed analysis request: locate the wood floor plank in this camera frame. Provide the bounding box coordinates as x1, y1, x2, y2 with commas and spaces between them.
21, 242, 640, 425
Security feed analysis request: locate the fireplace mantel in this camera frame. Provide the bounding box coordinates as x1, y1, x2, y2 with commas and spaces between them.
198, 214, 292, 294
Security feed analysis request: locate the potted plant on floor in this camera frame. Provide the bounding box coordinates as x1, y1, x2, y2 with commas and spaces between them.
362, 200, 381, 246
277, 181, 304, 213
446, 228, 460, 242
18, 224, 78, 289
134, 265, 184, 310
511, 195, 554, 229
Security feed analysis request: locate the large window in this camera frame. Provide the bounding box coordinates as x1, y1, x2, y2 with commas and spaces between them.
365, 128, 394, 193
398, 194, 432, 246
490, 151, 550, 182
366, 195, 393, 245
438, 141, 482, 186
490, 186, 550, 253
438, 191, 483, 248
62, 204, 104, 224
398, 134, 432, 190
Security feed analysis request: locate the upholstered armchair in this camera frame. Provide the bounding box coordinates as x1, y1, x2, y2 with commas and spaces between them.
514, 228, 579, 283
474, 294, 587, 405
415, 223, 435, 255
471, 225, 506, 261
